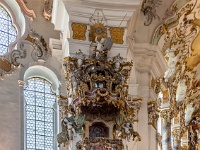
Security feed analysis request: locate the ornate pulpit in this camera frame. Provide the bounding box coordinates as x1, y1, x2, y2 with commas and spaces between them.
57, 22, 142, 149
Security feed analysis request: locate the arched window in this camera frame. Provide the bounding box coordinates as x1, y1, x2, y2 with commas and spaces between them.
24, 77, 57, 150
0, 5, 17, 55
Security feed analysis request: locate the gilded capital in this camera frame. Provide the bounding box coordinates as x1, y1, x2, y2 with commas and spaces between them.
172, 128, 181, 141
161, 109, 171, 123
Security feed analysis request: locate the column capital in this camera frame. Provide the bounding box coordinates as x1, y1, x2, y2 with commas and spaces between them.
161, 109, 171, 123
172, 128, 181, 141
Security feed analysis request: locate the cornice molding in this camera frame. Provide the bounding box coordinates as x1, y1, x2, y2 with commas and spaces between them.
62, 0, 141, 10
68, 38, 129, 58
130, 43, 167, 77
62, 0, 140, 27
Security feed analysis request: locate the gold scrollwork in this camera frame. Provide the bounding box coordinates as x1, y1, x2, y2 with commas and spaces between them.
0, 57, 12, 72
109, 27, 124, 44
71, 23, 87, 41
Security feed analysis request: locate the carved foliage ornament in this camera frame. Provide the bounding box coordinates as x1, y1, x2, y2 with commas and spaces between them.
76, 138, 124, 150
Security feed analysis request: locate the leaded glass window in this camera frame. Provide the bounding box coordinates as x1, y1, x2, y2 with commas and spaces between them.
24, 78, 56, 150
0, 5, 17, 55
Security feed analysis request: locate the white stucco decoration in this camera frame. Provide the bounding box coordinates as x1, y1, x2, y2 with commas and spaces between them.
176, 79, 187, 103
185, 103, 195, 126
164, 48, 178, 82
24, 65, 60, 93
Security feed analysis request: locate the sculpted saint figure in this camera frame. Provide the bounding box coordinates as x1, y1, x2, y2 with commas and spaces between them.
176, 79, 187, 103
95, 36, 105, 51
164, 48, 178, 82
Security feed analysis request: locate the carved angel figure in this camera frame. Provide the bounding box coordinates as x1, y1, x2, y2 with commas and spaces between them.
75, 49, 85, 67
164, 48, 178, 82
113, 54, 123, 71
120, 121, 141, 142
176, 79, 187, 103
63, 116, 77, 140
57, 117, 70, 147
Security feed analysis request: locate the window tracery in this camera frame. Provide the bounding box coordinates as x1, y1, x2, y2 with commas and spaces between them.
24, 77, 56, 150
0, 5, 17, 55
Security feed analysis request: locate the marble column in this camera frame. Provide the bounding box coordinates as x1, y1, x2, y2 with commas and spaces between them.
161, 109, 172, 150
172, 128, 181, 150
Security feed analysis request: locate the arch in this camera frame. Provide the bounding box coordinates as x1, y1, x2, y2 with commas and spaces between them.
1, 0, 26, 36
0, 1, 26, 55
23, 65, 60, 94
24, 77, 57, 150
22, 65, 60, 150
0, 5, 17, 55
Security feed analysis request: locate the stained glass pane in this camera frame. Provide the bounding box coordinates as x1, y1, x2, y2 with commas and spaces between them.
24, 78, 56, 150
0, 5, 17, 55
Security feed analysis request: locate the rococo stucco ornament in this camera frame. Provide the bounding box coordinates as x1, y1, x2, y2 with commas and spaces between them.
152, 0, 200, 149
141, 0, 162, 26
0, 30, 49, 79
148, 101, 159, 129
43, 0, 52, 20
